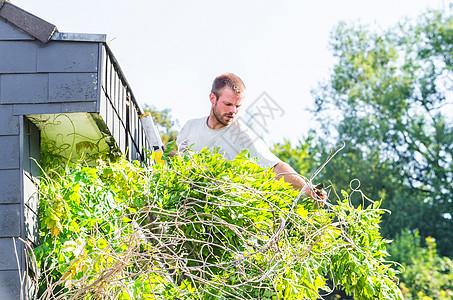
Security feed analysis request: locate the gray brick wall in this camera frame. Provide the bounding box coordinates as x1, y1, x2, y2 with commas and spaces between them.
0, 41, 38, 73
0, 39, 99, 105
0, 104, 19, 135
37, 41, 98, 73
0, 135, 19, 169
0, 73, 49, 104
0, 270, 21, 299
0, 238, 19, 270
0, 169, 21, 204
49, 73, 98, 102
0, 205, 21, 237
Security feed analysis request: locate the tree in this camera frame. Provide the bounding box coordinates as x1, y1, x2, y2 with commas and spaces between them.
272, 139, 311, 175
308, 7, 453, 257
143, 104, 179, 145
387, 230, 453, 299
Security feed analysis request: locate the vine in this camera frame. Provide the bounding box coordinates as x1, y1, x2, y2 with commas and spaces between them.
30, 145, 402, 299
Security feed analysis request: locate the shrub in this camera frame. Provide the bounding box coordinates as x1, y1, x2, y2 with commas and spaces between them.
389, 230, 453, 299
33, 149, 402, 299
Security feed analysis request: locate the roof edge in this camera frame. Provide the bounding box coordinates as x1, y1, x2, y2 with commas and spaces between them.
0, 1, 57, 43
51, 32, 107, 42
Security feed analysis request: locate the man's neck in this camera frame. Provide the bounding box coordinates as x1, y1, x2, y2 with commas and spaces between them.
207, 115, 227, 130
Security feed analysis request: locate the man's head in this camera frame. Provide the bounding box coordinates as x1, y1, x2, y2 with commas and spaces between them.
208, 73, 246, 129
211, 73, 246, 98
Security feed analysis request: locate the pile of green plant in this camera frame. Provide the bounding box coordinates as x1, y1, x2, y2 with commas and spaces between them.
34, 148, 402, 299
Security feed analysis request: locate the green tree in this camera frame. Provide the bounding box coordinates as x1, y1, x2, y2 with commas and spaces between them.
309, 7, 453, 257
272, 139, 311, 175
388, 231, 453, 299
143, 104, 179, 145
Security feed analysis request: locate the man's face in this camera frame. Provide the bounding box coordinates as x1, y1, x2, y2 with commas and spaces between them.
210, 87, 244, 127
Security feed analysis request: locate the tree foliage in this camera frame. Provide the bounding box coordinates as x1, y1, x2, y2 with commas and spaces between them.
272, 139, 311, 175
388, 230, 453, 299
308, 7, 453, 257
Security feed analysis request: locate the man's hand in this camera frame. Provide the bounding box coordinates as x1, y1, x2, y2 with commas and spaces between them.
162, 144, 176, 157
272, 162, 327, 203
305, 182, 328, 205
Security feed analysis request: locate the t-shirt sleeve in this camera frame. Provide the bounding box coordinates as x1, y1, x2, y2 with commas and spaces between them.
231, 121, 281, 169
248, 137, 281, 169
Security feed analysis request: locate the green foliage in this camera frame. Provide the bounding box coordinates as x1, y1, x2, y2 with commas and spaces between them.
40, 136, 118, 175
35, 148, 402, 299
310, 7, 453, 257
388, 232, 453, 300
272, 139, 311, 174
387, 229, 423, 267
35, 158, 145, 297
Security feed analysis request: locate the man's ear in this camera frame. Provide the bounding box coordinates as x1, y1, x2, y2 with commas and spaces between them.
209, 93, 217, 105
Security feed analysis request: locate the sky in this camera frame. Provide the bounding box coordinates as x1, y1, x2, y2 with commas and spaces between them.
14, 0, 448, 144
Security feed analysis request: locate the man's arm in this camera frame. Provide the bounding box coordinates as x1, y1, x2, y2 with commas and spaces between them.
272, 162, 326, 202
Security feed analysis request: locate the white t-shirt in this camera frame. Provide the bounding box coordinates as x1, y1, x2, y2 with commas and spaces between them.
176, 117, 281, 169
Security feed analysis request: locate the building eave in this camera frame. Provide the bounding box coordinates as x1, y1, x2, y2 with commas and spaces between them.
51, 31, 107, 42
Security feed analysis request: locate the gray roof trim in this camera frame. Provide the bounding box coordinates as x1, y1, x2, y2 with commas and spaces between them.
51, 32, 107, 42
0, 1, 57, 43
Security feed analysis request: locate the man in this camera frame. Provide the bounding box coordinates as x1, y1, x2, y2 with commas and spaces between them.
176, 73, 325, 202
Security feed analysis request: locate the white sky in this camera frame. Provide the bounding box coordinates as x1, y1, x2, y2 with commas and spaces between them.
14, 0, 448, 144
